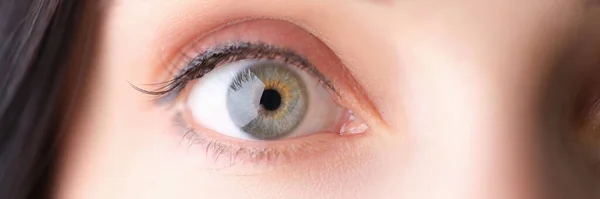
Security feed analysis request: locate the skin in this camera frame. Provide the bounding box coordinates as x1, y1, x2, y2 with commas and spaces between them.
56, 0, 600, 198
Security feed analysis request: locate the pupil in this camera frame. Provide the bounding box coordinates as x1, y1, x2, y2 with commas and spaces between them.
260, 89, 281, 111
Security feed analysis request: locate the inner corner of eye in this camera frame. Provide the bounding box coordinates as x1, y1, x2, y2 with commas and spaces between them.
185, 58, 345, 141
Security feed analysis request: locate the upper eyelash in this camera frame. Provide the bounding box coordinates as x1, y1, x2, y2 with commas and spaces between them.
132, 42, 335, 103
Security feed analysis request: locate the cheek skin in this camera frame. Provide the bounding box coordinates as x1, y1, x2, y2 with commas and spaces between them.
170, 136, 384, 198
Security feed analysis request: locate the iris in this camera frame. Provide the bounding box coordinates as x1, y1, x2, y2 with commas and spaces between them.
227, 61, 308, 140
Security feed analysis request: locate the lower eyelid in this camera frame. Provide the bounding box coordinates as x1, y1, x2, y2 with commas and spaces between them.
172, 111, 354, 170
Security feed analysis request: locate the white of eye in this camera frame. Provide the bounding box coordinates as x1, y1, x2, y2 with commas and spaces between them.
186, 59, 343, 140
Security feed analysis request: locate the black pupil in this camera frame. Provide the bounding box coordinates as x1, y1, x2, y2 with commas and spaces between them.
260, 89, 282, 111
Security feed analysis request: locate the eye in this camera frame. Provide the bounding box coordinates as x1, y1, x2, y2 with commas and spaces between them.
187, 57, 343, 140
135, 19, 371, 166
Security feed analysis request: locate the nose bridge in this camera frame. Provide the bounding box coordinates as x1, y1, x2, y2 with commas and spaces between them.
394, 40, 543, 198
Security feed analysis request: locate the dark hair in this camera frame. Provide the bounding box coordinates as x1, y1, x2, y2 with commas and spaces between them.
0, 0, 85, 198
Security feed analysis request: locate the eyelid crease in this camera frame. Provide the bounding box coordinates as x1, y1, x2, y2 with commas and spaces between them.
133, 42, 336, 104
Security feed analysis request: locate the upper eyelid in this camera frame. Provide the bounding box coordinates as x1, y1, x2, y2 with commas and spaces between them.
130, 17, 385, 129
132, 42, 337, 104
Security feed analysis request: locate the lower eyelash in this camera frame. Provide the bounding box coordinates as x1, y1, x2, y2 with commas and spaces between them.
173, 112, 325, 168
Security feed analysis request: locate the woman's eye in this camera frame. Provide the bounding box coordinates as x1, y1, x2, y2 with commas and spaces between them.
187, 58, 343, 141
135, 20, 370, 166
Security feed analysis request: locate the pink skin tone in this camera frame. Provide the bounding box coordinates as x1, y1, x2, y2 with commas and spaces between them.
56, 0, 600, 198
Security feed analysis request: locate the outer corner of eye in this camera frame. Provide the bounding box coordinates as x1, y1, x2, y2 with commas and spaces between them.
182, 57, 355, 141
